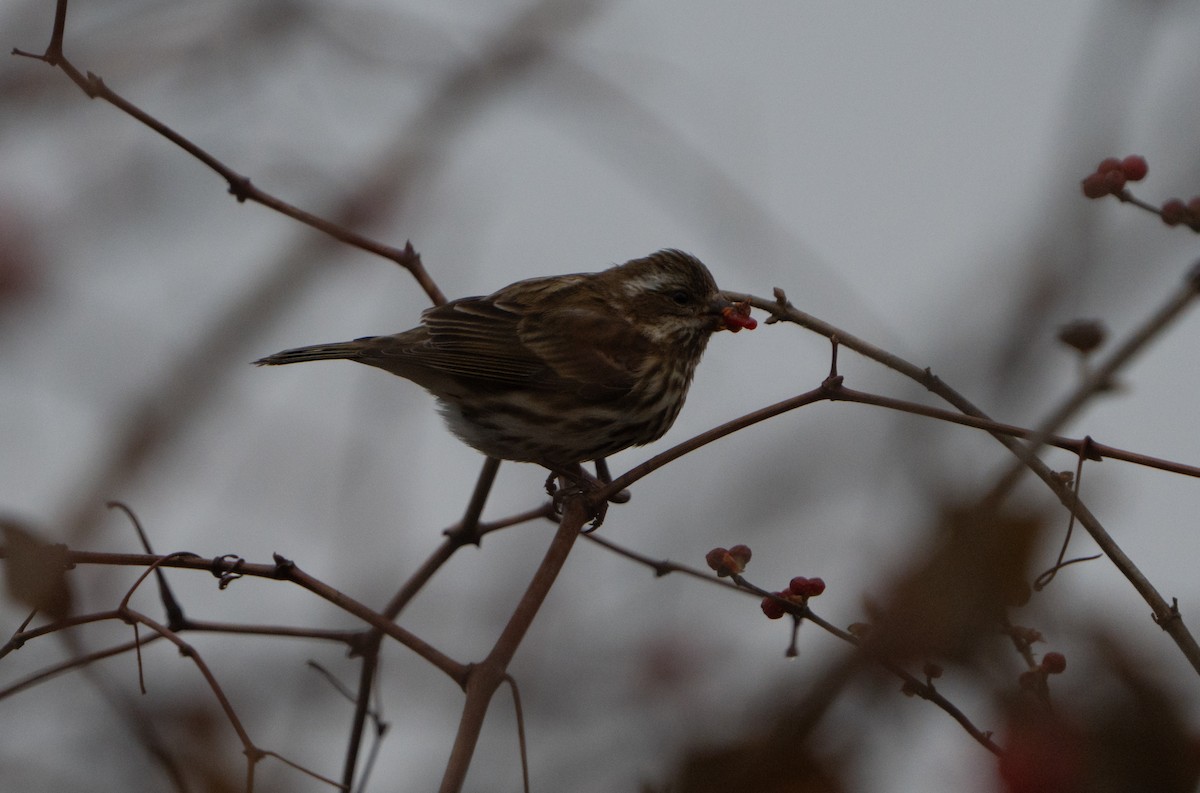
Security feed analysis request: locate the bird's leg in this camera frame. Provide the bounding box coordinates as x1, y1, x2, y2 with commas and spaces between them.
593, 458, 631, 504
544, 464, 610, 531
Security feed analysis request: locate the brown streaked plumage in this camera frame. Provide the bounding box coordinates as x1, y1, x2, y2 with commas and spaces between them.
254, 249, 754, 471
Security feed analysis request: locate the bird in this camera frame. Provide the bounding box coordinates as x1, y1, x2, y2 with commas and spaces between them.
254, 249, 755, 480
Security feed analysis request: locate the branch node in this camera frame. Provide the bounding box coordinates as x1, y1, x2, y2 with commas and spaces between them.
271, 552, 295, 578
83, 70, 104, 98
1153, 598, 1182, 630
764, 286, 792, 324
401, 239, 420, 267
227, 176, 252, 203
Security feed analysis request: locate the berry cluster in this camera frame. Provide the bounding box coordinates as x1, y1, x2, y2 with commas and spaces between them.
1080, 155, 1147, 198
1081, 154, 1200, 231
760, 575, 826, 619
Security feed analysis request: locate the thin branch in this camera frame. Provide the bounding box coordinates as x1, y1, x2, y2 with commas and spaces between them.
726, 286, 1200, 675
1, 547, 470, 684
984, 260, 1200, 500
17, 0, 598, 540
827, 387, 1200, 479
438, 494, 586, 793
13, 35, 443, 303
586, 533, 1002, 754
0, 634, 164, 701
503, 675, 531, 793
598, 385, 831, 502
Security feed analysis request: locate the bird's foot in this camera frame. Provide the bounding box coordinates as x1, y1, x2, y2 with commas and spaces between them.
544, 465, 621, 531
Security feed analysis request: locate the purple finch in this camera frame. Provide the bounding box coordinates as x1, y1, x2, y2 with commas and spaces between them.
255, 249, 754, 473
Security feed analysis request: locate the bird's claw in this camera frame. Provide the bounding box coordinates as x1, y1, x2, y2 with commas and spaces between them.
545, 468, 612, 531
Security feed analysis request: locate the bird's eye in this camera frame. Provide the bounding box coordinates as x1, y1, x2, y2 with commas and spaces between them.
669, 290, 691, 306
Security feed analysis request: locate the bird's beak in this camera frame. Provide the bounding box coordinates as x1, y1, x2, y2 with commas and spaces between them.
711, 296, 757, 333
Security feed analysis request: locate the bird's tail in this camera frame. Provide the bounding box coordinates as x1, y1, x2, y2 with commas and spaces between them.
253, 338, 376, 367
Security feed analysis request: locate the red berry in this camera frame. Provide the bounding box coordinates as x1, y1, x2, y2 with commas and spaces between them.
1096, 157, 1122, 173
760, 595, 786, 620
1081, 173, 1109, 199
1041, 652, 1066, 674
720, 303, 758, 332
1100, 169, 1127, 194
1162, 199, 1187, 226
1120, 155, 1148, 181
787, 576, 810, 595
789, 576, 826, 597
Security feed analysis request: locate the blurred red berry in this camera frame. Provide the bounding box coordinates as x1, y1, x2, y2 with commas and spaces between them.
1162, 199, 1187, 226
1100, 169, 1126, 194
1096, 157, 1122, 173
728, 544, 752, 567
761, 595, 786, 620
787, 576, 826, 598
1041, 652, 1067, 674
1081, 172, 1109, 199
1120, 155, 1148, 181
999, 714, 1085, 793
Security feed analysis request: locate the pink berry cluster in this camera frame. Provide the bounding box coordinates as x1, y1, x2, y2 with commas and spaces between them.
1081, 155, 1200, 231
760, 576, 826, 619
1080, 155, 1146, 198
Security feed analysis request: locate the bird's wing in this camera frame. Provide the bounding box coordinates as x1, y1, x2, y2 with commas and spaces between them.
413, 286, 646, 394
515, 304, 648, 393
408, 296, 549, 385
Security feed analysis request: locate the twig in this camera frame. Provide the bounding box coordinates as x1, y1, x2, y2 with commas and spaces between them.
438, 495, 586, 793
727, 286, 1200, 675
